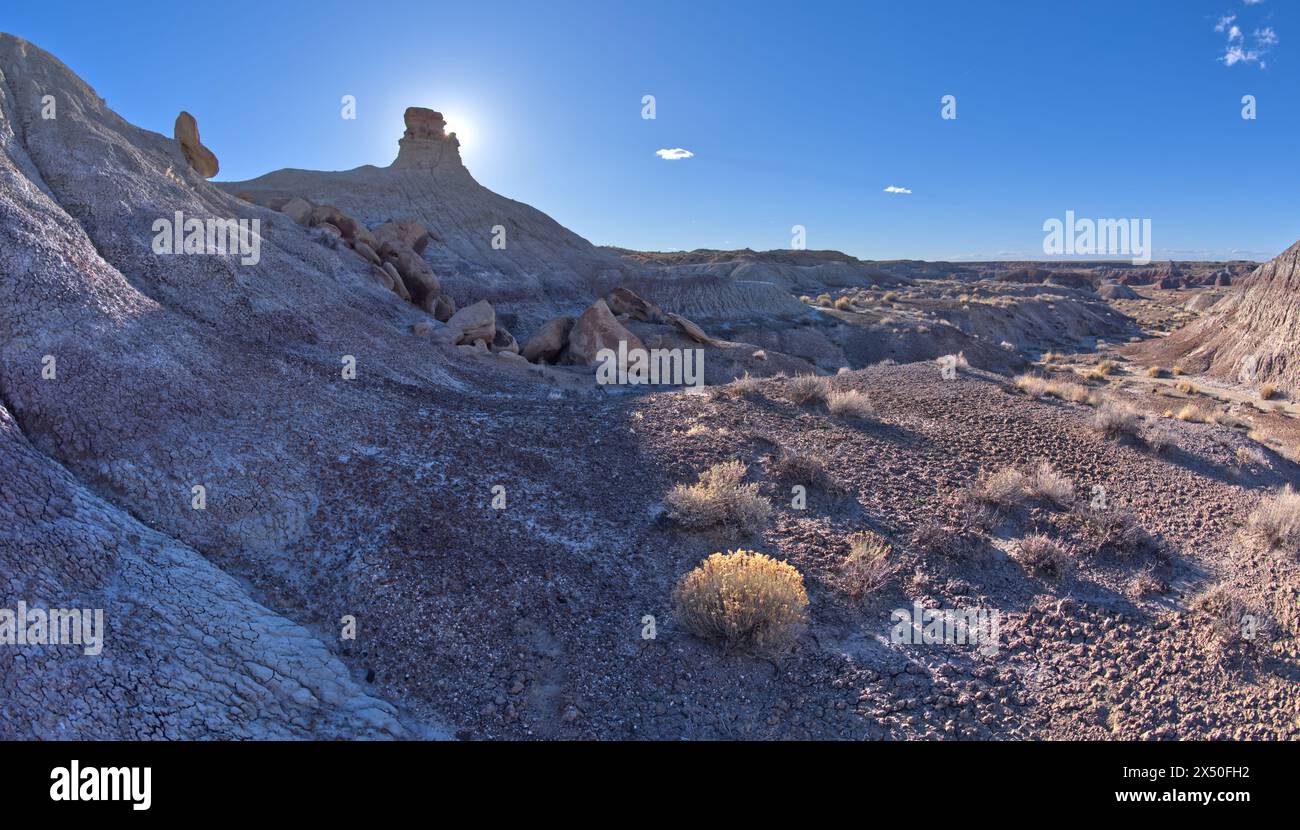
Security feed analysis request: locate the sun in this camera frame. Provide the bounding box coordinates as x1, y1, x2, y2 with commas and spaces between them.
441, 112, 472, 147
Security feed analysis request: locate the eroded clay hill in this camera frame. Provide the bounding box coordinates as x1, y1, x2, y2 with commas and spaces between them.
1126, 241, 1300, 397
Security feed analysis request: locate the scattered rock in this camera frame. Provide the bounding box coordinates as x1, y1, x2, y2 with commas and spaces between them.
280, 197, 314, 226
665, 312, 714, 346
607, 287, 662, 323
522, 315, 575, 364
567, 300, 645, 367
446, 299, 495, 345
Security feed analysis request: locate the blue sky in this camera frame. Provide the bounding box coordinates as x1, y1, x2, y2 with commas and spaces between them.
5, 0, 1297, 261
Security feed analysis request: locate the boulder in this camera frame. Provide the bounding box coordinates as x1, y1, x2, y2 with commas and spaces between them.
665, 312, 713, 345
382, 262, 410, 301
491, 326, 520, 354
354, 241, 381, 266
373, 220, 432, 255
432, 295, 456, 323
173, 111, 219, 178
370, 265, 395, 291
522, 316, 575, 364
309, 205, 361, 241
607, 287, 661, 322
445, 299, 495, 345
280, 197, 314, 226
380, 242, 440, 303
567, 300, 645, 367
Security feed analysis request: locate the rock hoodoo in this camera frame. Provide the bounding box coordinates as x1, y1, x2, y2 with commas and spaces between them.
174, 111, 219, 178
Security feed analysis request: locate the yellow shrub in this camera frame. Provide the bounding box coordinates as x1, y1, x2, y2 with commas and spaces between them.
665, 461, 771, 533
672, 550, 809, 653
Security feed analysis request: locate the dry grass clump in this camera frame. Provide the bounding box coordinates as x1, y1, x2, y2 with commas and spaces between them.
1092, 401, 1142, 439
839, 532, 897, 600
1025, 461, 1075, 506
1175, 379, 1197, 395
1128, 569, 1167, 599
664, 461, 771, 533
1191, 582, 1271, 649
1236, 445, 1267, 467
814, 293, 833, 307
672, 550, 808, 653
1171, 366, 1185, 376
769, 446, 833, 490
826, 389, 874, 420
970, 466, 1027, 509
1015, 534, 1070, 578
1258, 383, 1277, 401
1145, 366, 1165, 378
785, 374, 831, 405
731, 372, 763, 399
1048, 380, 1092, 403
1247, 485, 1300, 551
882, 291, 900, 303
1175, 404, 1202, 422
1143, 423, 1176, 454
911, 520, 957, 558
1042, 351, 1065, 363
1210, 410, 1250, 430
833, 295, 855, 311
1078, 507, 1154, 558
1014, 374, 1048, 398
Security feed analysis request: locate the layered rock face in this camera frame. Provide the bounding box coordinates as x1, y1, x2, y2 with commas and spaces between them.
1127, 240, 1300, 394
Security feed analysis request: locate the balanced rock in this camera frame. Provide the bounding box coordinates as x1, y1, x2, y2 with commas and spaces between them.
174, 111, 219, 178
521, 315, 574, 364
567, 300, 644, 367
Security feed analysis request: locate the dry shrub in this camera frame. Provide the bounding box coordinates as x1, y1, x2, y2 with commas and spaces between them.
1192, 582, 1271, 649
1048, 380, 1091, 403
1247, 485, 1300, 550
665, 460, 771, 533
1026, 461, 1075, 506
1129, 570, 1167, 599
1172, 366, 1185, 376
1015, 374, 1047, 398
834, 296, 854, 311
971, 466, 1027, 509
1211, 410, 1250, 430
911, 520, 957, 557
786, 374, 831, 405
769, 447, 833, 490
1176, 379, 1197, 395
1259, 384, 1276, 401
1079, 507, 1153, 558
1236, 445, 1266, 467
839, 532, 897, 600
1143, 423, 1176, 454
731, 372, 763, 399
1145, 366, 1164, 378
1016, 534, 1070, 578
1095, 359, 1117, 376
672, 550, 809, 653
1093, 401, 1141, 439
883, 291, 899, 303
827, 389, 874, 420
1176, 404, 1203, 422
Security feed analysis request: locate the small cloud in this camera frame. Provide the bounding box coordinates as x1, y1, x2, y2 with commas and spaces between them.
1243, 0, 1263, 5
1222, 45, 1265, 66
1215, 15, 1236, 32
1255, 26, 1278, 46
883, 185, 912, 194
1228, 25, 1243, 41
655, 148, 694, 160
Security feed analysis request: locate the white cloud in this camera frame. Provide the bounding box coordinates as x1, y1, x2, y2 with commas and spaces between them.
1242, 0, 1263, 5
655, 148, 694, 160
1215, 15, 1236, 32
1222, 45, 1264, 66
883, 185, 912, 194
1228, 25, 1243, 41
1255, 26, 1278, 46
